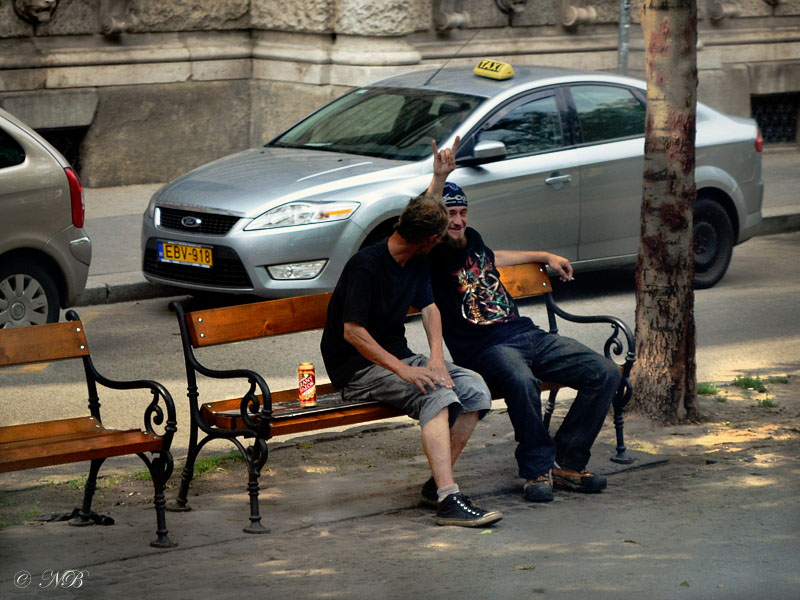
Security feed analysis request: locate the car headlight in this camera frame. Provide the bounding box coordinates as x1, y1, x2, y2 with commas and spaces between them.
267, 259, 328, 280
244, 201, 359, 231
146, 187, 165, 219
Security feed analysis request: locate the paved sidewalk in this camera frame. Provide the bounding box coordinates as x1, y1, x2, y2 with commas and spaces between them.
75, 148, 800, 307
2, 404, 797, 600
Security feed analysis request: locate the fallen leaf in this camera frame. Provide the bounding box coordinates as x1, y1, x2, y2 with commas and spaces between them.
622, 539, 639, 544
515, 564, 535, 570
479, 530, 493, 535
680, 581, 690, 588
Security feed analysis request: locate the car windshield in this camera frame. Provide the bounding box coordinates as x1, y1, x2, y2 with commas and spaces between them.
270, 87, 484, 161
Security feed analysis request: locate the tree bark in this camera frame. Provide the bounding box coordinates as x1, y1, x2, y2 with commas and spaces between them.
630, 0, 700, 423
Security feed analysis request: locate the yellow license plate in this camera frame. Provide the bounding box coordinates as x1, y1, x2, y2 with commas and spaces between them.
157, 241, 213, 268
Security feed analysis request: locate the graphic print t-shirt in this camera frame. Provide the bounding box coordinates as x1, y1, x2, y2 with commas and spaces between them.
429, 227, 533, 366
320, 240, 434, 389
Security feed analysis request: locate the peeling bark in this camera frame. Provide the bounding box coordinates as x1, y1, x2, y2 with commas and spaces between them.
631, 0, 699, 423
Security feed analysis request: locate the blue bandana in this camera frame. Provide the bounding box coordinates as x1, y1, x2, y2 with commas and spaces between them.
443, 182, 467, 207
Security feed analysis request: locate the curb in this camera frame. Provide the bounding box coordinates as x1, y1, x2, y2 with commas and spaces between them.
75, 213, 800, 307
75, 272, 181, 307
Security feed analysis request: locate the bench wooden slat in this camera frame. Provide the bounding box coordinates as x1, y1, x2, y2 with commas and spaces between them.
0, 416, 100, 443
187, 292, 332, 348
0, 429, 163, 473
183, 263, 550, 350
0, 321, 90, 367
498, 263, 552, 297
269, 404, 405, 437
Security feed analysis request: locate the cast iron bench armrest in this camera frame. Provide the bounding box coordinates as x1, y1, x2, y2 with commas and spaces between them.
65, 310, 178, 445
168, 300, 272, 436
193, 363, 272, 436
543, 295, 636, 374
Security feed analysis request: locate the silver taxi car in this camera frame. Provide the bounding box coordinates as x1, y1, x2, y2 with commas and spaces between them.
141, 63, 763, 296
0, 108, 92, 327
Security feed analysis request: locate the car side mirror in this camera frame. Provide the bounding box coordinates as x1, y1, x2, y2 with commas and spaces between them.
457, 140, 507, 167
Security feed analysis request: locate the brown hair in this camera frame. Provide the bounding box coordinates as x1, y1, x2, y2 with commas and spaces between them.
394, 193, 448, 244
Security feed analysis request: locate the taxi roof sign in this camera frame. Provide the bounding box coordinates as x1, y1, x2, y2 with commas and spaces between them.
473, 59, 514, 80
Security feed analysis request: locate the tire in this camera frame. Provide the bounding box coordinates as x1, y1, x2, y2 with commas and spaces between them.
359, 220, 397, 250
0, 260, 61, 327
693, 197, 734, 289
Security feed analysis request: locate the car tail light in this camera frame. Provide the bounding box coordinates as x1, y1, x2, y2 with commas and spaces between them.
755, 128, 763, 153
65, 167, 84, 228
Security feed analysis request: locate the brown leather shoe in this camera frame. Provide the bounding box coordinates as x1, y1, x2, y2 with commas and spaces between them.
552, 467, 607, 493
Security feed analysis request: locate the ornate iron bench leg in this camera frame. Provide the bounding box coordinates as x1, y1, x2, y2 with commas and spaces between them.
145, 451, 177, 548
242, 438, 270, 534
168, 425, 202, 512
69, 458, 114, 527
610, 377, 634, 464
542, 388, 559, 432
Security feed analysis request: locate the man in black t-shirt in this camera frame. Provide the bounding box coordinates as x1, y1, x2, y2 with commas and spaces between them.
428, 181, 622, 502
321, 139, 502, 528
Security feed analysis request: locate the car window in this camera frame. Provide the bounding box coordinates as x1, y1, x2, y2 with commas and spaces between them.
476, 95, 564, 157
0, 127, 25, 169
310, 94, 405, 142
571, 85, 645, 143
271, 87, 483, 161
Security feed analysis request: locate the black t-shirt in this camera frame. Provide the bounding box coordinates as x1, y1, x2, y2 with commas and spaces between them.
321, 240, 434, 389
429, 227, 533, 367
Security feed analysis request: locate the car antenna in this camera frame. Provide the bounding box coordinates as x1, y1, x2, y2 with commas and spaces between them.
422, 29, 480, 87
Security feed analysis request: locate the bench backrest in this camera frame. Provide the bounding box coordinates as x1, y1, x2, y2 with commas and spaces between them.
183, 262, 552, 349
0, 320, 90, 367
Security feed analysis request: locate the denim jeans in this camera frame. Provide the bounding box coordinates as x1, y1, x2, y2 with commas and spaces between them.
470, 327, 621, 479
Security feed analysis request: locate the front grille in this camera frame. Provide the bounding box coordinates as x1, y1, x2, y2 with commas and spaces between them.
143, 240, 252, 288
751, 93, 799, 144
158, 207, 240, 235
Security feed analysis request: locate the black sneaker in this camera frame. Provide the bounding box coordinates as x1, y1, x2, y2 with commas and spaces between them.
420, 477, 437, 508
552, 467, 607, 493
435, 493, 503, 527
523, 470, 554, 503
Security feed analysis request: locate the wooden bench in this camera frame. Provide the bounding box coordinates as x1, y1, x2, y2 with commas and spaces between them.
0, 310, 178, 548
169, 262, 635, 533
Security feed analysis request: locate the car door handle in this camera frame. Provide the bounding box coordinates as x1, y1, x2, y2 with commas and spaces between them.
545, 173, 572, 186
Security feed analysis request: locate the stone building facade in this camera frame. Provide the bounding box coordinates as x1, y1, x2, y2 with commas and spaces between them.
1, 0, 798, 186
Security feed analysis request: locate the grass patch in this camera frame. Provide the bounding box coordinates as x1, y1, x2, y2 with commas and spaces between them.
714, 396, 727, 403
297, 442, 313, 451
732, 375, 767, 393
64, 475, 88, 490
697, 382, 721, 395
132, 469, 152, 481
190, 450, 244, 477
756, 398, 779, 408
766, 376, 789, 385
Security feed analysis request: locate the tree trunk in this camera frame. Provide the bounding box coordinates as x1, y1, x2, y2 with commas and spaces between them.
630, 0, 700, 423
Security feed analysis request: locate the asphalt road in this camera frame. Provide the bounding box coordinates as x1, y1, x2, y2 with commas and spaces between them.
2, 231, 798, 460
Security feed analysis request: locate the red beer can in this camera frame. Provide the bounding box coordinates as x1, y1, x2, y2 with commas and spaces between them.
298, 362, 317, 407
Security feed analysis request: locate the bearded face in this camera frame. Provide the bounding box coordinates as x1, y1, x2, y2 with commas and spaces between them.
13, 0, 58, 24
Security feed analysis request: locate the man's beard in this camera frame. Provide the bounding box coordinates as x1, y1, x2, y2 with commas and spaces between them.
445, 232, 467, 249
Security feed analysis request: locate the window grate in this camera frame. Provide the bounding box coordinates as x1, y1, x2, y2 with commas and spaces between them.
751, 93, 799, 144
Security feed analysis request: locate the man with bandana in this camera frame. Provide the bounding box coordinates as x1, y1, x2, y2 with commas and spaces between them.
425, 142, 621, 504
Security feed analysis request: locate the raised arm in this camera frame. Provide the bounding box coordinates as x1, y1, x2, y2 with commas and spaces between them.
424, 136, 460, 201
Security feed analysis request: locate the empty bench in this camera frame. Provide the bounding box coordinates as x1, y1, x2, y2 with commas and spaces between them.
169, 262, 635, 533
0, 310, 178, 548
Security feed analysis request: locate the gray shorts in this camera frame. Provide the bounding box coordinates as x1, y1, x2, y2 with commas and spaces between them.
342, 354, 492, 429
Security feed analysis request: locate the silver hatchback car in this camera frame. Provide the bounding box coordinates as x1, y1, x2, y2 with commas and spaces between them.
0, 108, 92, 327
141, 64, 763, 296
